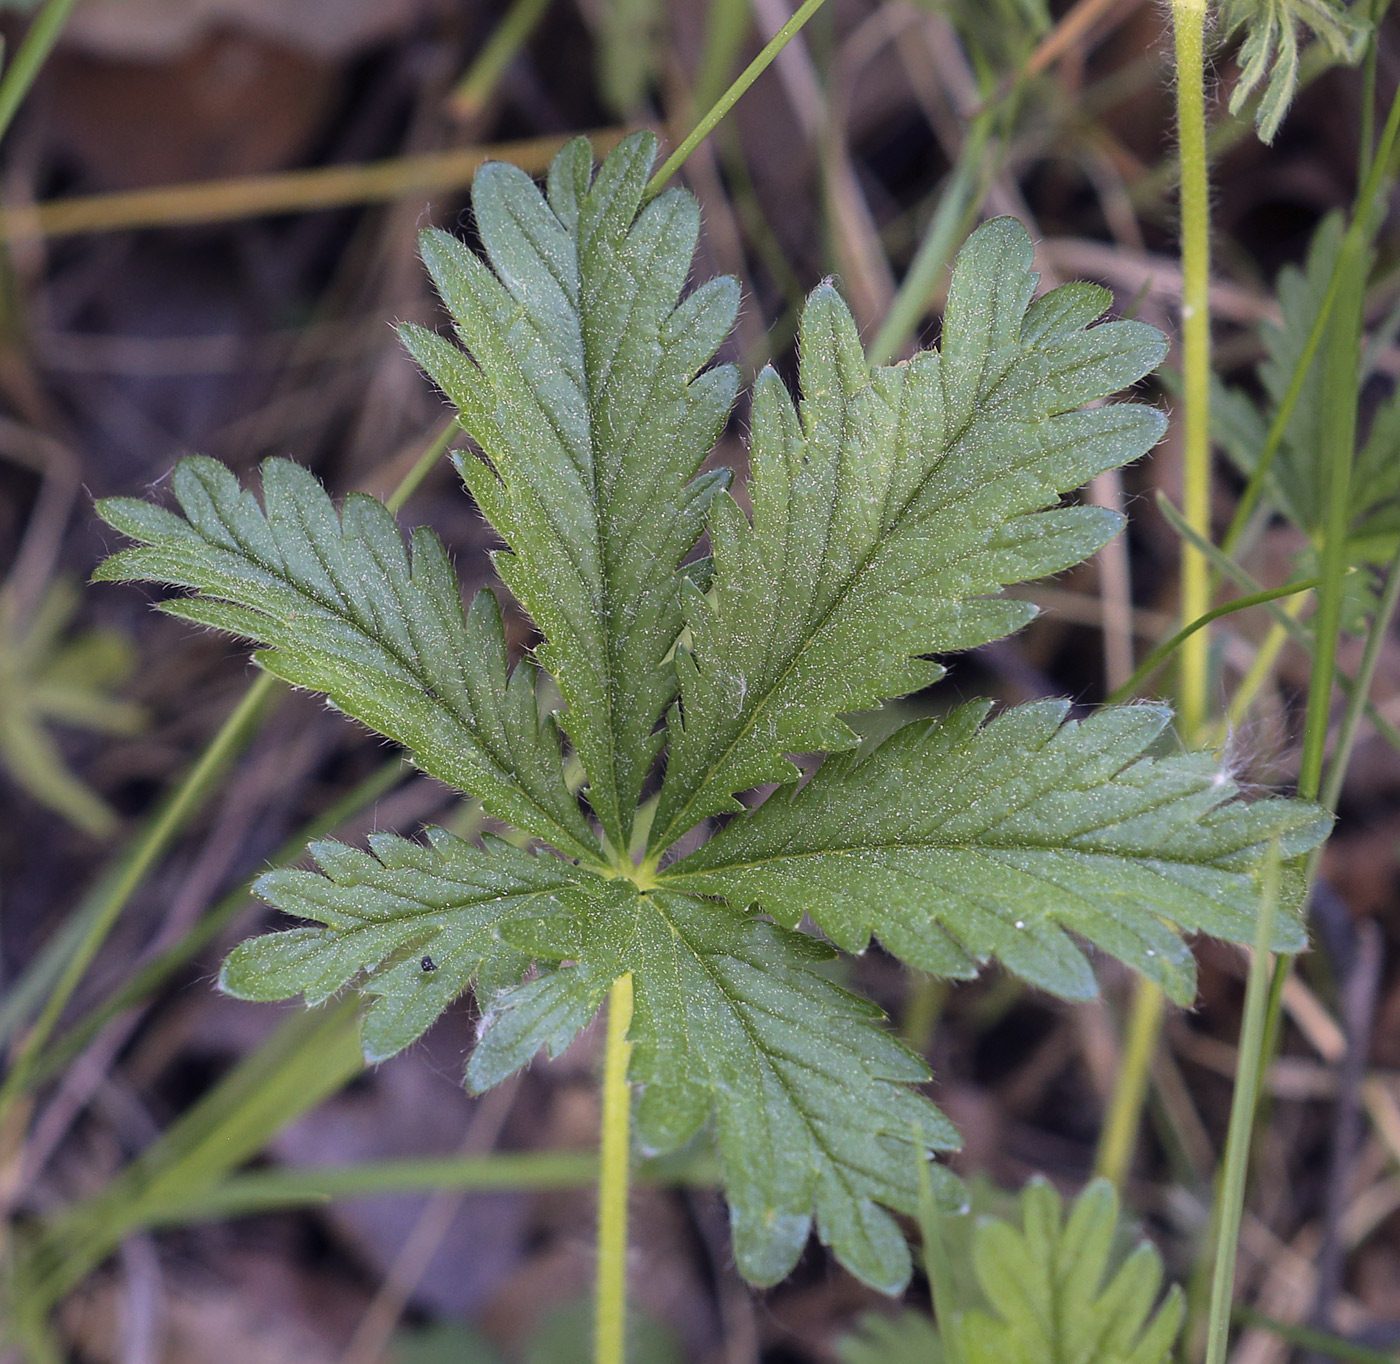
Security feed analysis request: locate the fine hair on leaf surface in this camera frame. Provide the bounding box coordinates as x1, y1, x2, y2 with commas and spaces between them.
93, 132, 1329, 1294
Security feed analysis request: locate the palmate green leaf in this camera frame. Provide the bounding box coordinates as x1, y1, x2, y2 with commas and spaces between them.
234, 831, 957, 1295
93, 457, 595, 860
839, 1178, 1180, 1364
474, 885, 957, 1293
402, 131, 738, 854
668, 701, 1331, 1005
649, 217, 1167, 851
953, 1178, 1181, 1364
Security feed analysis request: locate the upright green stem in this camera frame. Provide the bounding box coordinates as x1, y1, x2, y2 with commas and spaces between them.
1094, 983, 1164, 1189
1172, 0, 1212, 741
645, 0, 829, 197
0, 677, 278, 1155
595, 974, 635, 1364
1096, 0, 1211, 1195
0, 0, 79, 146
1203, 848, 1281, 1364
1298, 251, 1363, 802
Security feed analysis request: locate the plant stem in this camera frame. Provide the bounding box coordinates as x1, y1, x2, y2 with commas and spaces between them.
1203, 846, 1281, 1364
1096, 0, 1211, 1200
0, 0, 79, 146
1094, 981, 1163, 1189
595, 973, 635, 1364
447, 0, 552, 120
645, 0, 830, 198
0, 677, 278, 1156
1103, 576, 1320, 706
1172, 0, 1212, 741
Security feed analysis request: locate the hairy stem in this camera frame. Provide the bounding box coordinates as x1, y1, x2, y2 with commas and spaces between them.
1095, 0, 1210, 1196
1173, 0, 1212, 740
595, 973, 635, 1364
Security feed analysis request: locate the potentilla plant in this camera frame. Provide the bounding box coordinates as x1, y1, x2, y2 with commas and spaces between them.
93, 134, 1327, 1347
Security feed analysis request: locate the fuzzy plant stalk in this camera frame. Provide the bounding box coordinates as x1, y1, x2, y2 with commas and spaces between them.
596, 974, 635, 1364
1095, 0, 1215, 1197
92, 136, 1329, 1362
1173, 0, 1213, 741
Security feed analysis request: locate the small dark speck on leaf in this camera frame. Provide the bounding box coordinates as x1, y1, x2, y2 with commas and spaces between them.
421, 956, 438, 972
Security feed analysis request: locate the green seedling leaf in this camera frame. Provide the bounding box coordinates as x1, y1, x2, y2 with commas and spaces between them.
93, 135, 1329, 1296
669, 702, 1329, 1005
841, 1177, 1181, 1364
0, 579, 145, 837
650, 219, 1167, 850
955, 1178, 1181, 1364
94, 456, 595, 861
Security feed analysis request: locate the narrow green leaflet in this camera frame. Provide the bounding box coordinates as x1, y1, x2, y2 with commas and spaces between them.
93, 457, 594, 860
220, 830, 583, 1063
668, 701, 1331, 1004
954, 1179, 1180, 1364
469, 886, 957, 1293
1222, 0, 1367, 144
650, 218, 1167, 851
402, 131, 738, 852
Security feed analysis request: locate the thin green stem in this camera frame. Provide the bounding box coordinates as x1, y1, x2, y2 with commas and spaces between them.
1104, 577, 1321, 706
916, 1144, 962, 1364
0, 0, 79, 146
1299, 257, 1363, 802
1094, 982, 1164, 1190
645, 0, 830, 198
595, 973, 635, 1364
1203, 846, 1281, 1364
447, 0, 552, 119
384, 418, 456, 513
0, 677, 278, 1151
1172, 0, 1212, 741
1320, 544, 1400, 816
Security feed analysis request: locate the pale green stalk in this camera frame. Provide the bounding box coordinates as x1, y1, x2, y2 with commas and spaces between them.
1103, 577, 1321, 707
595, 974, 635, 1364
1096, 0, 1210, 1204
0, 0, 79, 145
1094, 982, 1163, 1190
645, 0, 830, 197
1173, 0, 1212, 741
1203, 846, 1280, 1364
447, 0, 552, 119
